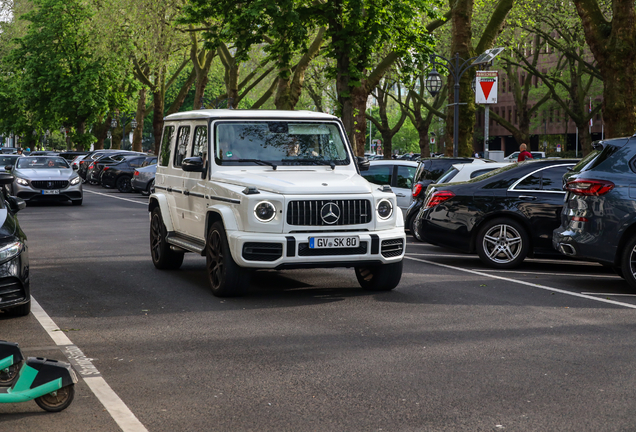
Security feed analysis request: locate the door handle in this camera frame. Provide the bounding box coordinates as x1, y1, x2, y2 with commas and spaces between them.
519, 195, 537, 201
396, 193, 406, 197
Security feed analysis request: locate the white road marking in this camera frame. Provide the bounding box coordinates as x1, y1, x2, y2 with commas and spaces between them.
85, 189, 148, 205
31, 297, 148, 432
405, 252, 602, 266
581, 293, 636, 297
405, 256, 636, 309
471, 269, 620, 279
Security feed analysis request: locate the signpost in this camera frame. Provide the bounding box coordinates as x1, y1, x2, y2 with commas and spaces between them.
476, 71, 498, 158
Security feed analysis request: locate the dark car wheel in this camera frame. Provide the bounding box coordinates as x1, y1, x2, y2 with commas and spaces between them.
355, 261, 403, 291
150, 208, 184, 270
407, 214, 421, 241
116, 176, 133, 193
476, 218, 530, 269
206, 221, 250, 297
620, 234, 636, 290
147, 179, 155, 195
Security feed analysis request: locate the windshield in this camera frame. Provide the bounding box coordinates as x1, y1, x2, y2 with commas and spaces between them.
214, 122, 351, 166
16, 157, 70, 169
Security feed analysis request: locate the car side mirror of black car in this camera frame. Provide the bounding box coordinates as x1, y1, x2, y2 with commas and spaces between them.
6, 196, 26, 213
356, 156, 370, 171
182, 157, 205, 173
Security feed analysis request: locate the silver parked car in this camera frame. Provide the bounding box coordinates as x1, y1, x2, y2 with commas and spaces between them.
10, 156, 83, 205
131, 163, 156, 195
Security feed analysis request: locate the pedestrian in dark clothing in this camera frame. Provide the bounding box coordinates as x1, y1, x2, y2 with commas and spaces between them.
517, 143, 533, 162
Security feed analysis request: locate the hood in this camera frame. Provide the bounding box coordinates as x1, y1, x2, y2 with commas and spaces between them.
15, 168, 74, 180
212, 169, 373, 195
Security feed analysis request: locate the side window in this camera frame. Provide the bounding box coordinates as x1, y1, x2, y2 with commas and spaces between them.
362, 164, 392, 185
396, 165, 416, 188
129, 157, 145, 168
470, 168, 494, 179
174, 126, 191, 167
159, 126, 175, 167
516, 173, 542, 190
192, 126, 208, 160
541, 166, 570, 191
427, 161, 453, 181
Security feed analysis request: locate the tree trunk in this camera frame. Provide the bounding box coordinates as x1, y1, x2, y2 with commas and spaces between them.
93, 115, 111, 150
132, 88, 146, 153
352, 88, 368, 157
152, 72, 166, 156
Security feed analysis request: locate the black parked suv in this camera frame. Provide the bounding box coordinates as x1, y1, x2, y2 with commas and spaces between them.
404, 157, 492, 234
554, 136, 636, 288
100, 154, 148, 192
416, 159, 578, 268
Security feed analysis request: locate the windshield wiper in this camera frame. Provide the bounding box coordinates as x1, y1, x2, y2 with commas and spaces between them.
281, 158, 335, 167
237, 159, 277, 170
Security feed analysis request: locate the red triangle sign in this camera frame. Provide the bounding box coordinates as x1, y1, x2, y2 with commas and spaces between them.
480, 81, 494, 100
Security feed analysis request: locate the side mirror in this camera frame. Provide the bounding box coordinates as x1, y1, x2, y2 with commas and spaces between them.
6, 196, 26, 213
4, 165, 11, 171
182, 157, 205, 173
356, 156, 370, 172
72, 164, 78, 170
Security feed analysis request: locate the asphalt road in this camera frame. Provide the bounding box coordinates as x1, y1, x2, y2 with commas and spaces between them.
2, 185, 636, 431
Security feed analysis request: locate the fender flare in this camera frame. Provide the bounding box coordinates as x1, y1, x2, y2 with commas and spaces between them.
148, 194, 175, 232
206, 204, 239, 232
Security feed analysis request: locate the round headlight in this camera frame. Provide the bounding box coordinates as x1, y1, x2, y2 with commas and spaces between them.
376, 199, 393, 220
254, 201, 276, 222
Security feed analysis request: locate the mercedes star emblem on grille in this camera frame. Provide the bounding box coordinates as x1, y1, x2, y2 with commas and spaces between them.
320, 202, 341, 224
47, 182, 53, 188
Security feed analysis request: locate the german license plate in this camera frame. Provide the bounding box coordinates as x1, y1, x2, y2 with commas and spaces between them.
42, 190, 59, 195
309, 236, 359, 249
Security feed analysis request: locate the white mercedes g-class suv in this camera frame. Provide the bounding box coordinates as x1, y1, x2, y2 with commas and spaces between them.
149, 110, 405, 297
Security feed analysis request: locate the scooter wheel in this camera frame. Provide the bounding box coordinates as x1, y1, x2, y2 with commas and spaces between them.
0, 362, 21, 385
35, 384, 75, 412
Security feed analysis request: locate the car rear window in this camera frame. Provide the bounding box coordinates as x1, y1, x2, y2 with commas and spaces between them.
436, 167, 459, 184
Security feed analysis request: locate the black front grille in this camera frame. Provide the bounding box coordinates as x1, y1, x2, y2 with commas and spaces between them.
381, 239, 404, 258
31, 180, 68, 190
298, 242, 368, 256
0, 278, 25, 303
242, 242, 283, 262
287, 200, 372, 226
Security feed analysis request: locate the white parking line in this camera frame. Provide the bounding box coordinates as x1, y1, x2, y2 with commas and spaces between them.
405, 252, 602, 266
471, 269, 620, 279
405, 256, 636, 309
31, 297, 148, 432
84, 189, 148, 205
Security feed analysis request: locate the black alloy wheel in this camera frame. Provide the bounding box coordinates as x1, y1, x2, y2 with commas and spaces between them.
150, 208, 184, 270
35, 385, 75, 412
355, 261, 403, 291
206, 221, 250, 297
620, 234, 636, 290
476, 218, 530, 269
116, 176, 133, 193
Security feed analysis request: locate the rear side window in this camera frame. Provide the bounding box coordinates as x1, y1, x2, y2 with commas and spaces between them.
174, 126, 191, 167
541, 166, 570, 191
427, 161, 454, 180
516, 173, 542, 190
414, 160, 431, 183
192, 126, 208, 159
436, 167, 459, 184
362, 164, 392, 185
159, 126, 175, 167
129, 157, 145, 168
396, 165, 416, 188
470, 168, 495, 179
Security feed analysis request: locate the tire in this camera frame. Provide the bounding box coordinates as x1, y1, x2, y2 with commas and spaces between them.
150, 208, 184, 270
146, 179, 155, 195
620, 234, 636, 290
476, 218, 530, 269
407, 214, 422, 242
355, 260, 403, 291
206, 221, 250, 297
35, 384, 75, 412
116, 176, 133, 193
72, 199, 82, 206
0, 361, 21, 385
5, 299, 31, 317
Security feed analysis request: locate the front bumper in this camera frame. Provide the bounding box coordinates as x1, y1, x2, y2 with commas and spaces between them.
0, 248, 30, 311
13, 181, 82, 203
227, 227, 406, 269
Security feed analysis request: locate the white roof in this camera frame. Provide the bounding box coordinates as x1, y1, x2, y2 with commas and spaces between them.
369, 160, 419, 167
164, 109, 339, 122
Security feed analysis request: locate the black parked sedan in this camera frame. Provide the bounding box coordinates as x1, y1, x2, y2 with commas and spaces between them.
0, 173, 30, 317
100, 154, 147, 192
415, 159, 578, 268
554, 136, 636, 289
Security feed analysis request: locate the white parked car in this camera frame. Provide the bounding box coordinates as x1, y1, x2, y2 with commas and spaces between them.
434, 162, 511, 184
149, 110, 406, 297
505, 151, 545, 162
362, 160, 418, 218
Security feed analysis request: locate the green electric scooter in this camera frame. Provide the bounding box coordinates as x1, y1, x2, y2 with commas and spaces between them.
0, 340, 77, 412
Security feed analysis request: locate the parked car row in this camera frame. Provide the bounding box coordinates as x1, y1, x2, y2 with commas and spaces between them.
410, 135, 636, 291
77, 150, 156, 193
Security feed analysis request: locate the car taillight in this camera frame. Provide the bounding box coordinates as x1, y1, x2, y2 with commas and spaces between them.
412, 183, 423, 198
566, 179, 614, 196
571, 216, 589, 222
80, 160, 84, 165
424, 191, 455, 209
103, 166, 109, 171
134, 171, 139, 176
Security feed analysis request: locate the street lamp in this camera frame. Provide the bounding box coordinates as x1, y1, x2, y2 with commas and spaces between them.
425, 48, 503, 157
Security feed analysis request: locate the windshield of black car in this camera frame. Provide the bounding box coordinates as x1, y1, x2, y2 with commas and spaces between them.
214, 122, 350, 166
16, 157, 70, 169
